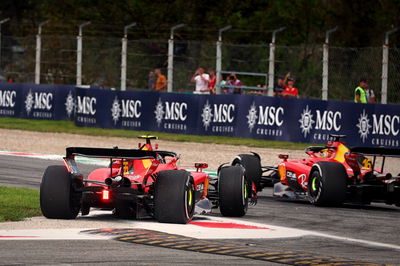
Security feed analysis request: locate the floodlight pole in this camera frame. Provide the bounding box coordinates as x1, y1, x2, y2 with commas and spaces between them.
167, 23, 184, 92
76, 21, 91, 86
35, 20, 50, 84
322, 26, 338, 100
216, 25, 232, 94
267, 27, 285, 96
0, 18, 10, 70
381, 27, 398, 104
121, 22, 136, 91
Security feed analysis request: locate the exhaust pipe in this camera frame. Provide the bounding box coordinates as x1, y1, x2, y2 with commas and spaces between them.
105, 176, 131, 187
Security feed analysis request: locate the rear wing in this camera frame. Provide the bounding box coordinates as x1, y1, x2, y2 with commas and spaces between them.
65, 147, 177, 160
350, 147, 400, 158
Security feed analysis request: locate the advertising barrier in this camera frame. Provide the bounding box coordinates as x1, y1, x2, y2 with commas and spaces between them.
0, 82, 399, 147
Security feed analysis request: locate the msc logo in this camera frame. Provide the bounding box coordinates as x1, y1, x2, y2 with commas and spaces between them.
357, 109, 399, 143
0, 90, 16, 107
299, 105, 342, 138
77, 96, 96, 115
25, 90, 53, 115
154, 98, 187, 127
111, 96, 142, 124
246, 102, 284, 132
201, 100, 235, 130
64, 90, 75, 118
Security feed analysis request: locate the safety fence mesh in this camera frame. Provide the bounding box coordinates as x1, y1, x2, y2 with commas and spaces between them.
1, 34, 399, 104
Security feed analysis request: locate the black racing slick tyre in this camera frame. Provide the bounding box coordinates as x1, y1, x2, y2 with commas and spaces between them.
154, 170, 195, 224
308, 162, 347, 206
219, 165, 248, 217
233, 154, 262, 191
40, 165, 81, 219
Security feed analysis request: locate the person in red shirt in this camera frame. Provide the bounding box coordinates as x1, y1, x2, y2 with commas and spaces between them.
283, 77, 298, 98
208, 69, 216, 94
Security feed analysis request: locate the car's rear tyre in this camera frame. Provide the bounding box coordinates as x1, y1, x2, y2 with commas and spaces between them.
40, 165, 81, 219
154, 170, 195, 224
219, 166, 248, 217
308, 162, 347, 206
232, 154, 262, 191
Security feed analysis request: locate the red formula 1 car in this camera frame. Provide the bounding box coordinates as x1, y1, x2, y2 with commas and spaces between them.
232, 135, 400, 207
40, 136, 249, 224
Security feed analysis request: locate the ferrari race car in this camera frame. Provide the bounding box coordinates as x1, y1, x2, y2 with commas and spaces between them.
40, 136, 249, 224
231, 135, 400, 207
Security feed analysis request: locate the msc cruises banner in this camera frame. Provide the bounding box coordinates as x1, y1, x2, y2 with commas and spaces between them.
0, 82, 399, 148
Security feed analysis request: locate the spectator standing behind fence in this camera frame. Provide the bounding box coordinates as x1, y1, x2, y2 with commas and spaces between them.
191, 67, 210, 94
147, 71, 156, 90
208, 69, 216, 94
225, 73, 242, 94
282, 77, 299, 98
154, 69, 167, 91
274, 75, 285, 96
366, 83, 375, 103
354, 78, 369, 103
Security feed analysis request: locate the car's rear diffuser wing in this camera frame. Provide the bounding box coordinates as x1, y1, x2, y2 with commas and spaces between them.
350, 147, 400, 158
65, 147, 177, 160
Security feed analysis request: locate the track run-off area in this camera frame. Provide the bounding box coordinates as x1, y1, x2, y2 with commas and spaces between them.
0, 151, 399, 265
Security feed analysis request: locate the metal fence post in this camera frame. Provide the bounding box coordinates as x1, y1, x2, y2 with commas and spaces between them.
167, 24, 184, 93
35, 20, 49, 84
120, 22, 136, 91
215, 25, 232, 94
322, 27, 338, 100
76, 21, 91, 86
0, 18, 10, 70
381, 27, 398, 104
267, 27, 285, 97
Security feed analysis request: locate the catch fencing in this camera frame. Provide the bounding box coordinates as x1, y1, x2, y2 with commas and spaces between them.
1, 34, 400, 104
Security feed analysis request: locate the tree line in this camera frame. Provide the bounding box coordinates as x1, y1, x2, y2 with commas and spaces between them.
1, 0, 399, 47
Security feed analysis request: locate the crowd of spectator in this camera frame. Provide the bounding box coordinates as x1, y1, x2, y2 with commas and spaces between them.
147, 67, 375, 104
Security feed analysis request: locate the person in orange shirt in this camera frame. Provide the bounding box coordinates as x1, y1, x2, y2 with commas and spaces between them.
282, 77, 299, 98
154, 68, 167, 91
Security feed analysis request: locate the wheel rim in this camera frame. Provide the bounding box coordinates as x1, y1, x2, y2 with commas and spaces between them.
309, 174, 320, 198
187, 189, 193, 206
184, 181, 195, 219
311, 176, 317, 191
242, 175, 247, 205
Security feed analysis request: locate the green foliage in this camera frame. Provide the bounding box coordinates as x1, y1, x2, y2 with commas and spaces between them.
1, 0, 399, 46
0, 186, 41, 222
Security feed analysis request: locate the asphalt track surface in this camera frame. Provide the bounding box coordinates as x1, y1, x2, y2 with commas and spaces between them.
1, 155, 400, 265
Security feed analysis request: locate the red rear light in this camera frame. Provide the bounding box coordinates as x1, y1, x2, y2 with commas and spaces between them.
102, 190, 110, 200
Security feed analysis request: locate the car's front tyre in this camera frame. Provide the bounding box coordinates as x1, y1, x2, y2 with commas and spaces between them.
218, 165, 248, 217
308, 161, 347, 206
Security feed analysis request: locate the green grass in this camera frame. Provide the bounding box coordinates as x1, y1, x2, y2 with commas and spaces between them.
0, 117, 309, 150
0, 186, 41, 222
